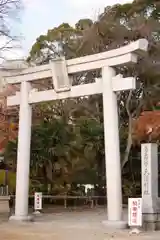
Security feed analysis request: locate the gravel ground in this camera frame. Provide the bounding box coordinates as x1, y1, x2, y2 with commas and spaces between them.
0, 208, 160, 240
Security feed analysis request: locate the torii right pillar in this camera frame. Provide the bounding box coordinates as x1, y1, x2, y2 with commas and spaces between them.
102, 66, 128, 229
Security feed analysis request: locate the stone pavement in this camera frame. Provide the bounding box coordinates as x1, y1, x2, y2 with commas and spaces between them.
0, 208, 160, 239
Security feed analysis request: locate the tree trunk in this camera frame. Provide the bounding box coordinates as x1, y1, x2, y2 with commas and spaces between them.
121, 91, 133, 170
121, 116, 132, 169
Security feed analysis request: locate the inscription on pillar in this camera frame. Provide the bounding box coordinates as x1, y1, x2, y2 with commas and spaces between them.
141, 143, 158, 214
143, 145, 150, 195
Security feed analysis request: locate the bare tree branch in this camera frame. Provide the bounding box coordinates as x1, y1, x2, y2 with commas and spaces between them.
0, 0, 22, 58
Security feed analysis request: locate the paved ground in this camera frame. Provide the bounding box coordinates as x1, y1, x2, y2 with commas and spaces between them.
0, 208, 160, 239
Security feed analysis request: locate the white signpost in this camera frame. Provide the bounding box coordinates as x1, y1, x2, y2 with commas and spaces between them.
34, 192, 42, 211
6, 39, 148, 228
128, 198, 142, 227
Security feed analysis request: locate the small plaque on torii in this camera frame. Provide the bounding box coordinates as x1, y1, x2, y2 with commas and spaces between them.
50, 57, 71, 92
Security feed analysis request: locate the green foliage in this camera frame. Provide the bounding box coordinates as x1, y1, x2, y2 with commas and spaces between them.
28, 21, 86, 64
75, 19, 93, 30
6, 115, 101, 193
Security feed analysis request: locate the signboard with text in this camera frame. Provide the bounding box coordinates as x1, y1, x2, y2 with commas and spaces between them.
128, 198, 142, 227
34, 192, 42, 210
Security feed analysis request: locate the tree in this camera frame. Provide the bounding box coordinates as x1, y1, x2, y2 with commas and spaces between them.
133, 110, 160, 143
76, 116, 105, 186
77, 0, 160, 168
0, 0, 23, 156
0, 84, 19, 154
5, 115, 98, 194
0, 0, 22, 60
27, 22, 83, 65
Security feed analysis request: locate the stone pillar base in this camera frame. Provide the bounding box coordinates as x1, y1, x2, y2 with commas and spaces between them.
9, 214, 34, 222
102, 220, 128, 229
0, 196, 10, 214
143, 213, 160, 231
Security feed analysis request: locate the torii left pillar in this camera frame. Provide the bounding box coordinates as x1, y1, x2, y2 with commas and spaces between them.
10, 81, 32, 221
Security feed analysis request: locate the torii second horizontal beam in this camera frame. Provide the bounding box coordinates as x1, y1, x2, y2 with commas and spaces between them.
7, 77, 136, 106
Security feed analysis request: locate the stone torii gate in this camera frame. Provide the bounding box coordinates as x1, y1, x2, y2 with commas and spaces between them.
5, 39, 148, 228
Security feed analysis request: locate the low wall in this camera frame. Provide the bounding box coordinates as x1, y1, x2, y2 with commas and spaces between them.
0, 196, 10, 215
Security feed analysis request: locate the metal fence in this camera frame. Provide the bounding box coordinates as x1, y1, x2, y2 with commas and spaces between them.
0, 185, 8, 196
8, 195, 107, 209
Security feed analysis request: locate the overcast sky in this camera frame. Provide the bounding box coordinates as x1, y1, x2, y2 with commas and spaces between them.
9, 0, 133, 59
